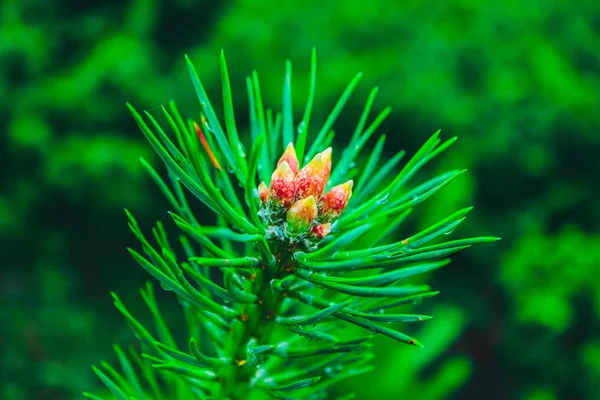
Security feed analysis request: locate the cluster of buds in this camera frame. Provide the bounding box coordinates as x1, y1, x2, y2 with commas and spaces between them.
258, 143, 353, 243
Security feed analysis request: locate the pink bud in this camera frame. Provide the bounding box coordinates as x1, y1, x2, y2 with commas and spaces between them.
294, 148, 332, 200
319, 180, 353, 221
268, 162, 296, 207
286, 196, 318, 235
278, 143, 299, 175
312, 223, 332, 239
258, 182, 268, 203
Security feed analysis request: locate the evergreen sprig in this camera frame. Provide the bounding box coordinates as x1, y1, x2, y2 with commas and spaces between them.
87, 49, 498, 400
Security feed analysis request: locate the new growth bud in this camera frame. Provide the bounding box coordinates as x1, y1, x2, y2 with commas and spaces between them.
286, 196, 318, 235
312, 223, 332, 239
268, 161, 296, 207
294, 148, 332, 200
258, 182, 268, 203
258, 146, 350, 243
278, 143, 299, 175
319, 180, 353, 222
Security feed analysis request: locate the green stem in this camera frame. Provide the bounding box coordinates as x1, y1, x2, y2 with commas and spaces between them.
221, 241, 296, 398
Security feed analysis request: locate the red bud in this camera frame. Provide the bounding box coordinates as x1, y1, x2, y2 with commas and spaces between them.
312, 223, 332, 239
268, 161, 296, 207
319, 180, 353, 221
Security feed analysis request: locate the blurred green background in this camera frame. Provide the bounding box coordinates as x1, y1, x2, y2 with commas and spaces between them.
1, 0, 599, 399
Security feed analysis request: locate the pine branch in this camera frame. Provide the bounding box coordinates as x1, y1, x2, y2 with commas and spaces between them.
90, 49, 498, 400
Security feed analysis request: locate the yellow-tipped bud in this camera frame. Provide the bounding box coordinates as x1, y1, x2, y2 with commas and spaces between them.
286, 196, 318, 235
278, 143, 299, 175
294, 148, 332, 200
319, 180, 353, 221
258, 182, 268, 203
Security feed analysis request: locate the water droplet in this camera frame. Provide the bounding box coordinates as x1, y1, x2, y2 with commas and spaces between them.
412, 195, 419, 202
444, 227, 456, 235
297, 121, 306, 134
227, 166, 235, 174
318, 285, 325, 290
376, 193, 390, 204
378, 309, 384, 314
237, 143, 247, 158
275, 342, 289, 357
348, 162, 356, 169
250, 368, 268, 388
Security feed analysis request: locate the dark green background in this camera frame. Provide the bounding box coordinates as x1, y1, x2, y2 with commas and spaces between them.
2, 0, 599, 399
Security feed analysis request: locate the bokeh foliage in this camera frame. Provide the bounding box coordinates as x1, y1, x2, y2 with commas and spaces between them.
1, 0, 599, 399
